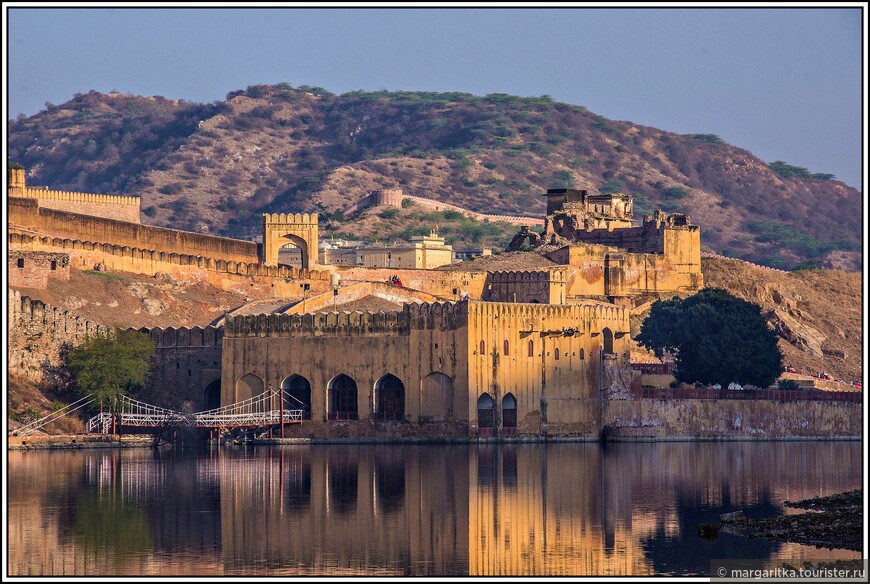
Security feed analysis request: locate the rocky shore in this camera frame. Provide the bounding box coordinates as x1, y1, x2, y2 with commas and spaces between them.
720, 489, 863, 552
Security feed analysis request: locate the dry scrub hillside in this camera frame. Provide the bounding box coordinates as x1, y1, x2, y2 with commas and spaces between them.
9, 86, 861, 269
701, 257, 862, 382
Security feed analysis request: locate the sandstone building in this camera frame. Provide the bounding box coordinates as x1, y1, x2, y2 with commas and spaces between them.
7, 168, 706, 439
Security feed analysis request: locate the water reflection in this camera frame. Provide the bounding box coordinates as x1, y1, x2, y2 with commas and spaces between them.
7, 442, 862, 576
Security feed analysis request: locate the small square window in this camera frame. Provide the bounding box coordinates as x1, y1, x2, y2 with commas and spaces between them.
50, 261, 57, 271
17, 258, 24, 268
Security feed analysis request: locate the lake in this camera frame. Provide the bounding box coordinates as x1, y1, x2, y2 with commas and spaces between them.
6, 441, 862, 576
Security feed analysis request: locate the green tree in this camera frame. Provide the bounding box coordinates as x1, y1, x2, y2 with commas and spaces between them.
67, 329, 155, 408
636, 288, 783, 388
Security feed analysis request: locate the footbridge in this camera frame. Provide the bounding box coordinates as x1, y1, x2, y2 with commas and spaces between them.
85, 392, 305, 434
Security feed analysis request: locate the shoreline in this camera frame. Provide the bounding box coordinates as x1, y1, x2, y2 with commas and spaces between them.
719, 489, 864, 552
6, 432, 862, 450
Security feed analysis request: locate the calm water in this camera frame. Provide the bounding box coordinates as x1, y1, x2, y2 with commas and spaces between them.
6, 442, 862, 577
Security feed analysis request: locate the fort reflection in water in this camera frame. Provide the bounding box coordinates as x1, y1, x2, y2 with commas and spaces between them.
7, 442, 862, 577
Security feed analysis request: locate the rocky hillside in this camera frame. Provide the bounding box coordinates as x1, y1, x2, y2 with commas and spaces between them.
8, 85, 861, 270
700, 257, 861, 382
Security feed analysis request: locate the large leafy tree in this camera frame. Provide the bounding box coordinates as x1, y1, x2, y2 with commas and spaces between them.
67, 328, 156, 407
636, 288, 783, 388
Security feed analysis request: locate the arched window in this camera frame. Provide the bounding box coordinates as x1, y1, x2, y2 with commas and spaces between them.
480, 340, 486, 355
528, 339, 534, 357
502, 393, 517, 435
579, 348, 585, 360
603, 328, 614, 354
282, 375, 312, 420
477, 393, 494, 430
503, 340, 509, 357
555, 348, 560, 360
328, 374, 358, 420
375, 373, 405, 421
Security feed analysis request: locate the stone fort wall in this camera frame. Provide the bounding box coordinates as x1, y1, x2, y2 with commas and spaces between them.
8, 232, 332, 297
9, 167, 141, 223
9, 196, 259, 265
8, 290, 110, 384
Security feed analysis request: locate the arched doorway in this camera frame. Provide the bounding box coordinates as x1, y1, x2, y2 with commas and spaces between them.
420, 372, 453, 420
603, 327, 614, 354
277, 240, 306, 269
237, 374, 265, 410
502, 393, 517, 436
328, 374, 358, 420
375, 373, 405, 421
203, 379, 221, 410
282, 375, 312, 420
478, 393, 494, 435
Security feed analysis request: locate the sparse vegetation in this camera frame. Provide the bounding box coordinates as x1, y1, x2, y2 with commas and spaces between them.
7, 85, 860, 269
768, 160, 835, 181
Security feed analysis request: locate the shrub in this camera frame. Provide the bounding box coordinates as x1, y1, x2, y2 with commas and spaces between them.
379, 208, 399, 219
663, 186, 688, 199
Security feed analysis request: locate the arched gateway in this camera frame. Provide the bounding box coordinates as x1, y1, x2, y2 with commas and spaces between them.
262, 212, 319, 269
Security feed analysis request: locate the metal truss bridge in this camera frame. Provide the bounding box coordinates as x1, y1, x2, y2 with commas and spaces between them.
85, 391, 304, 434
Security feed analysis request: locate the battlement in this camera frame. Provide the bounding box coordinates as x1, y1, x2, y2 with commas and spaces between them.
21, 187, 140, 208
263, 212, 319, 225
467, 299, 627, 326
9, 290, 109, 341
8, 232, 331, 281
225, 308, 410, 337
141, 325, 224, 349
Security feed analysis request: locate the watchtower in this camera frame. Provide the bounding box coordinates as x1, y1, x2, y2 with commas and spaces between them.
262, 212, 319, 269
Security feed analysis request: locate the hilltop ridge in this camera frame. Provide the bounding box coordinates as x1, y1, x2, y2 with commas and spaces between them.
8, 85, 862, 270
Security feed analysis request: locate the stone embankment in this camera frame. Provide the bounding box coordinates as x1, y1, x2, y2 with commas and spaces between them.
8, 434, 156, 450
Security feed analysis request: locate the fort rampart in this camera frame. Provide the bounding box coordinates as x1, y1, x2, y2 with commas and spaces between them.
8, 290, 110, 383
353, 189, 543, 226
8, 232, 331, 296
9, 196, 258, 264
8, 168, 141, 223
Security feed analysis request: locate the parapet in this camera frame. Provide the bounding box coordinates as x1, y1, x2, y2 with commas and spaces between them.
262, 212, 319, 225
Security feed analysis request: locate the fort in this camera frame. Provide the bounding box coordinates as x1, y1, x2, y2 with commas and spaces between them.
6, 167, 859, 440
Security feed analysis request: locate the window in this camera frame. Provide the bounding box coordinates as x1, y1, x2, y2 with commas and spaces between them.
480, 340, 486, 355
579, 348, 585, 360
17, 258, 24, 268
50, 260, 57, 271
555, 348, 560, 360
528, 340, 534, 357
503, 340, 509, 357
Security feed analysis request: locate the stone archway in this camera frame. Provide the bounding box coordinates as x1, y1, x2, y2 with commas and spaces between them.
262, 213, 319, 268
602, 327, 614, 354
203, 379, 221, 410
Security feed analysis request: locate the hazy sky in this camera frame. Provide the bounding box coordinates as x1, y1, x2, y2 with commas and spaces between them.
4, 5, 866, 189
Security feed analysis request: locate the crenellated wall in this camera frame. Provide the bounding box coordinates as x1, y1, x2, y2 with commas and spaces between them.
484, 269, 566, 304
9, 196, 258, 264
8, 169, 140, 223
8, 290, 110, 383
8, 232, 331, 295
138, 326, 225, 411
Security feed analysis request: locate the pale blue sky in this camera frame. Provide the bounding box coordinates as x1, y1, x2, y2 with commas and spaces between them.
4, 6, 865, 189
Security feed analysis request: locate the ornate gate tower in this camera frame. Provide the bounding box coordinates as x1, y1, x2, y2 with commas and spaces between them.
262, 212, 319, 269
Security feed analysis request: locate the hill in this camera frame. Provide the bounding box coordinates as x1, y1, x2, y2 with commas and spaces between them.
8, 85, 862, 269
